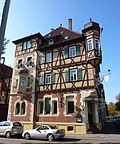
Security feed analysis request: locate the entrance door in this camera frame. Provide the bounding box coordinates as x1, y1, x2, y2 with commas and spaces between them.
88, 103, 94, 123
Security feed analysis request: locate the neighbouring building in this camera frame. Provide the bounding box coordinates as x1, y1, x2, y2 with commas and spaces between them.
8, 19, 106, 134
0, 57, 12, 121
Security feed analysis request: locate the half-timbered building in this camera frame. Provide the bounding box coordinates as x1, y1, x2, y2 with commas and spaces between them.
0, 57, 12, 121
8, 19, 106, 134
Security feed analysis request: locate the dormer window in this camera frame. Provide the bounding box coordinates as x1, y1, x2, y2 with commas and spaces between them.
60, 31, 64, 34
49, 40, 54, 45
87, 39, 93, 51
65, 36, 69, 40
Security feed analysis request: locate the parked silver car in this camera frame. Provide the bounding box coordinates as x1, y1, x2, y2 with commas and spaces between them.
0, 121, 23, 138
22, 125, 65, 141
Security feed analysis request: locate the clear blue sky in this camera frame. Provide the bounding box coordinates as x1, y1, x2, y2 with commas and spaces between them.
0, 0, 120, 104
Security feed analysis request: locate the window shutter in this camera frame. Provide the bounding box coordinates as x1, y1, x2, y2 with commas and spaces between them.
64, 47, 68, 58
40, 74, 44, 85
51, 72, 55, 84
65, 70, 69, 82
77, 68, 82, 80
42, 53, 45, 64
76, 44, 80, 56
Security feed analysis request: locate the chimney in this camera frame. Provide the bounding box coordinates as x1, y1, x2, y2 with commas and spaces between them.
68, 18, 72, 30
0, 57, 5, 64
51, 28, 54, 32
60, 24, 62, 27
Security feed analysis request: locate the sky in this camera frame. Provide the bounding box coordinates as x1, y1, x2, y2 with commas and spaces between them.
0, 0, 120, 104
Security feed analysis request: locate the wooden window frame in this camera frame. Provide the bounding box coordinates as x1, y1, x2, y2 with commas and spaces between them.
70, 69, 77, 81
46, 52, 52, 63
45, 73, 51, 84
87, 39, 93, 51
69, 46, 76, 57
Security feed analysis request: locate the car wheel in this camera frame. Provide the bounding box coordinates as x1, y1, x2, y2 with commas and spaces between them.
47, 134, 54, 141
5, 131, 11, 138
24, 133, 30, 140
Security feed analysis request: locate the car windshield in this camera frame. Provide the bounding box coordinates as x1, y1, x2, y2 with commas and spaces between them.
13, 122, 22, 127
49, 125, 57, 129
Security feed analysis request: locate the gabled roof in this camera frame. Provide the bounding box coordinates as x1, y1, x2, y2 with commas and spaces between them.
0, 64, 12, 79
39, 27, 83, 49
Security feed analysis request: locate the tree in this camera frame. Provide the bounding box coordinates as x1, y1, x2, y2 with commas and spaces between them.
0, 38, 9, 55
108, 102, 116, 116
116, 93, 120, 102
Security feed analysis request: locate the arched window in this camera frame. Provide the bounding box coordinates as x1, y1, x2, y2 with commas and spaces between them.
16, 102, 20, 115
21, 102, 26, 115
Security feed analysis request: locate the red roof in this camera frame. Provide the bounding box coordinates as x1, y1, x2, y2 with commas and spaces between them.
39, 27, 82, 49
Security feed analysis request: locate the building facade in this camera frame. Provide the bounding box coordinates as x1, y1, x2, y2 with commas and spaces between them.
0, 57, 12, 121
8, 19, 106, 134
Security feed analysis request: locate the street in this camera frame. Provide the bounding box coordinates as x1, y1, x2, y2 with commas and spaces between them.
0, 134, 120, 144
0, 121, 120, 144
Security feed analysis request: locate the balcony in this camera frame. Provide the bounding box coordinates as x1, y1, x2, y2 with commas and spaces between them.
87, 49, 102, 66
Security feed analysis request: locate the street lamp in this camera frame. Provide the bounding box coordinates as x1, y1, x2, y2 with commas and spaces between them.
99, 69, 111, 83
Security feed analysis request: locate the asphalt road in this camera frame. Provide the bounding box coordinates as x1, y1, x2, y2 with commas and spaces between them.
1, 134, 120, 144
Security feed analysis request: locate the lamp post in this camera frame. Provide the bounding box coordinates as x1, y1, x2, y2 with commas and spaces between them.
96, 69, 111, 124
0, 0, 11, 59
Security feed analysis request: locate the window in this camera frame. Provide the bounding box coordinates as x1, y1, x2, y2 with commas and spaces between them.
27, 77, 31, 87
69, 46, 76, 57
16, 102, 20, 115
87, 39, 93, 51
21, 40, 32, 50
37, 126, 49, 131
27, 40, 32, 48
23, 42, 27, 50
27, 57, 32, 67
94, 39, 99, 50
39, 101, 43, 114
45, 98, 51, 114
21, 78, 25, 87
45, 74, 51, 84
3, 122, 11, 126
67, 126, 74, 131
65, 36, 69, 40
53, 101, 57, 114
49, 40, 54, 45
70, 69, 77, 81
46, 52, 52, 63
21, 102, 26, 115
66, 97, 74, 114
64, 44, 80, 58
0, 122, 3, 126
18, 59, 22, 69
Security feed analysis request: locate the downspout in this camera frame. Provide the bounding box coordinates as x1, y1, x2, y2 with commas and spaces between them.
33, 38, 39, 129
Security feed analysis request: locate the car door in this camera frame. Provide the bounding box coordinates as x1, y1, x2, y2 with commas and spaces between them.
35, 126, 49, 139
